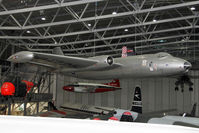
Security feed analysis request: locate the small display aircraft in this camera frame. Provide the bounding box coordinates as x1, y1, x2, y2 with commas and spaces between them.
1, 77, 34, 97
63, 79, 121, 93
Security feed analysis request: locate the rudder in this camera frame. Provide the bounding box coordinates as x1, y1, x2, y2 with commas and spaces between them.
52, 47, 64, 55
131, 86, 142, 114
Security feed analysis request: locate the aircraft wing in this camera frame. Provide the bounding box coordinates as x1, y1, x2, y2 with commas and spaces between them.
173, 122, 199, 128
8, 51, 98, 68
37, 110, 67, 118
7, 51, 122, 71
60, 102, 110, 115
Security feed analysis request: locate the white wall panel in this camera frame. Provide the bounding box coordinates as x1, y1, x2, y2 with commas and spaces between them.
95, 93, 101, 106
60, 71, 199, 116
55, 74, 64, 107
69, 92, 76, 104
127, 79, 134, 110
88, 93, 95, 105
176, 86, 183, 113
194, 71, 199, 116
114, 90, 122, 108
101, 93, 108, 107
148, 79, 155, 112
82, 93, 89, 105
155, 78, 163, 111
141, 79, 149, 112
120, 79, 128, 109
107, 91, 114, 107
162, 78, 169, 110
75, 93, 82, 104
183, 87, 191, 113
168, 78, 177, 110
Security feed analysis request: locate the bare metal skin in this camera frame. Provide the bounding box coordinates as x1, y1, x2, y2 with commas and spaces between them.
8, 51, 191, 80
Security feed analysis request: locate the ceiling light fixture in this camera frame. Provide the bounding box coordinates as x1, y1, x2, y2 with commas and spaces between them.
26, 30, 31, 33
88, 23, 91, 27
124, 29, 128, 32
190, 7, 195, 11
41, 17, 46, 21
153, 19, 157, 22
112, 11, 117, 15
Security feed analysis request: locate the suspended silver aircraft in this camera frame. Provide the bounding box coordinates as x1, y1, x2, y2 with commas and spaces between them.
7, 47, 191, 80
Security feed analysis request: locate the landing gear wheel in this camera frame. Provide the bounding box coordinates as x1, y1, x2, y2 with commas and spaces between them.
175, 87, 179, 91
189, 87, 193, 92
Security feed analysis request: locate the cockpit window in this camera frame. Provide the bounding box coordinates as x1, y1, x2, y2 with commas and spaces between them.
156, 52, 171, 58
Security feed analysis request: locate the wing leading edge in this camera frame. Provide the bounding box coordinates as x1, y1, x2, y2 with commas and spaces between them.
8, 51, 98, 68
8, 51, 122, 72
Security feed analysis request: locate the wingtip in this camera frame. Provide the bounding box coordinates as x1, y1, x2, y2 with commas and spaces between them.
7, 51, 34, 63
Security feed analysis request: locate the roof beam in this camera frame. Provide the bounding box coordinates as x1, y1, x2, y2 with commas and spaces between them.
1, 1, 199, 30
67, 40, 199, 56
10, 26, 195, 45
0, 0, 105, 16
61, 34, 189, 51
1, 15, 198, 40
17, 34, 189, 52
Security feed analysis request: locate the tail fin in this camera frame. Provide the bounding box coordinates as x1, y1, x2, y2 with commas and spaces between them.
48, 102, 58, 111
131, 86, 142, 114
52, 47, 64, 55
122, 46, 128, 58
121, 46, 135, 58
190, 103, 197, 117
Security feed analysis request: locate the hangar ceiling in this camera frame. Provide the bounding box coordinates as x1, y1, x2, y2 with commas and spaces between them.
0, 0, 199, 64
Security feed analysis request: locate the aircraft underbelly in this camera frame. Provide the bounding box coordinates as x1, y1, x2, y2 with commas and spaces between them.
66, 65, 163, 80
62, 55, 185, 80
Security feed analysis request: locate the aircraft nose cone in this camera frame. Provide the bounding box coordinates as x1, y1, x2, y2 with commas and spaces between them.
184, 61, 192, 72
7, 55, 17, 62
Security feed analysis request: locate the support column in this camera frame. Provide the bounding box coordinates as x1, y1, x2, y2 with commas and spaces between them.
55, 73, 64, 107
7, 103, 11, 115
11, 45, 15, 73
23, 102, 27, 116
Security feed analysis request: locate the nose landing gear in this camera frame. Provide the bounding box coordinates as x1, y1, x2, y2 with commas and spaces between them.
175, 75, 193, 92
175, 86, 179, 91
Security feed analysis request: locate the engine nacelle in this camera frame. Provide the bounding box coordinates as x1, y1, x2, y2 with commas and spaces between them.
87, 55, 114, 71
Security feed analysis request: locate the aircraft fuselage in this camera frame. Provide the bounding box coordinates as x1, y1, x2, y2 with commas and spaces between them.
63, 53, 191, 80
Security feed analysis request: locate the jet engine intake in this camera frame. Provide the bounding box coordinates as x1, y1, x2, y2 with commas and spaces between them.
106, 56, 114, 65
87, 55, 115, 71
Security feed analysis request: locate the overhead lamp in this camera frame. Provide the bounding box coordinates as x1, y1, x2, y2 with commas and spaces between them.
26, 30, 31, 33
88, 23, 92, 27
41, 17, 46, 21
159, 40, 165, 43
190, 7, 195, 11
153, 19, 157, 22
124, 29, 128, 32
112, 11, 117, 15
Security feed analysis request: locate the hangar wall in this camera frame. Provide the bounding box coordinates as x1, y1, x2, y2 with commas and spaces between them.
55, 71, 199, 116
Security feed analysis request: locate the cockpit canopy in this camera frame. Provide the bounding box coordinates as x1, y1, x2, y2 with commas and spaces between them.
156, 52, 171, 58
